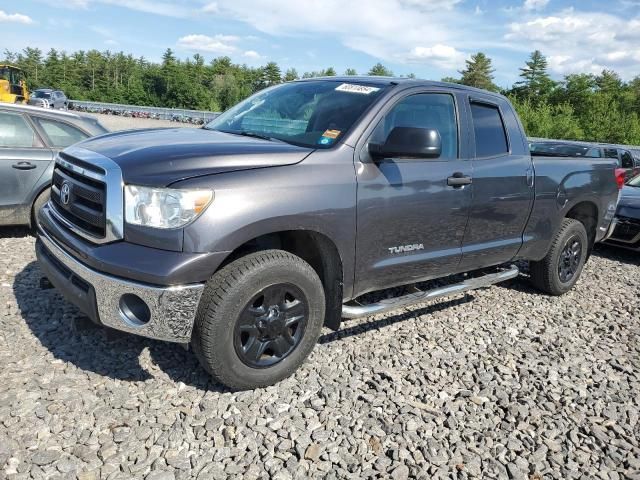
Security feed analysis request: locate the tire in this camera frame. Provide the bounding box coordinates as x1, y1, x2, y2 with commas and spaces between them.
191, 250, 325, 390
529, 218, 589, 296
31, 188, 50, 230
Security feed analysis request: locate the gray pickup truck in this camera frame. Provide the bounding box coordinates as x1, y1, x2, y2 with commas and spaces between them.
35, 78, 620, 389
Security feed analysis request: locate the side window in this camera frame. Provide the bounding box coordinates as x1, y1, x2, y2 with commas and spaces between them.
32, 117, 89, 148
470, 102, 508, 158
604, 148, 618, 160
620, 151, 634, 169
0, 111, 40, 148
369, 93, 458, 159
585, 148, 602, 158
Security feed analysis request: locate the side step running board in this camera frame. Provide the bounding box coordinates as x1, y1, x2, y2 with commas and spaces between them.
341, 265, 519, 320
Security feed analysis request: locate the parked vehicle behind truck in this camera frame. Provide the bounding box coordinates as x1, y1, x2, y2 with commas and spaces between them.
36, 78, 620, 389
0, 103, 108, 227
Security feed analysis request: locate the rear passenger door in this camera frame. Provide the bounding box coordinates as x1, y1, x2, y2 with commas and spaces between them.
458, 96, 534, 270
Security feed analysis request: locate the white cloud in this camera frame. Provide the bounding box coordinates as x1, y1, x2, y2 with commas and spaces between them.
43, 0, 190, 17
523, 0, 549, 11
506, 9, 640, 78
0, 10, 34, 24
176, 34, 239, 54
243, 50, 261, 59
202, 2, 218, 13
406, 44, 466, 69
211, 0, 486, 72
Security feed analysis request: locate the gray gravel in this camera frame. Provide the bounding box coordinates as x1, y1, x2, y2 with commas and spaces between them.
1, 227, 639, 479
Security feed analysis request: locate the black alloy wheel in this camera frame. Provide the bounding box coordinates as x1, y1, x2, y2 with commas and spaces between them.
558, 235, 582, 283
234, 283, 308, 368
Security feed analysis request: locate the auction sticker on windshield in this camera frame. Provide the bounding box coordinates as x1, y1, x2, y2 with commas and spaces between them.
335, 83, 380, 94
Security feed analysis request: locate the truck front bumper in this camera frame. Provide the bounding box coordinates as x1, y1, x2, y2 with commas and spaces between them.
36, 227, 204, 343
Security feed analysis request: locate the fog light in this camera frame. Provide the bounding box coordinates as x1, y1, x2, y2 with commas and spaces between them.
118, 294, 151, 326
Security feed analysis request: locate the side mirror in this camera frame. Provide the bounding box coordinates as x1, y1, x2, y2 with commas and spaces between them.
369, 127, 442, 160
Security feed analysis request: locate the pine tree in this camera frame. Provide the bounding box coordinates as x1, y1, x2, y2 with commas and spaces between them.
261, 62, 281, 86
516, 50, 555, 99
459, 52, 498, 92
368, 63, 393, 76
283, 68, 298, 82
344, 68, 357, 76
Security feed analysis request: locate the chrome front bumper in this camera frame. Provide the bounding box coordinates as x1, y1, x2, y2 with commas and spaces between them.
36, 227, 204, 343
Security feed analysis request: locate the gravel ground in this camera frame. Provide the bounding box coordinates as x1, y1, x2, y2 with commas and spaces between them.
1, 228, 639, 480
83, 113, 201, 132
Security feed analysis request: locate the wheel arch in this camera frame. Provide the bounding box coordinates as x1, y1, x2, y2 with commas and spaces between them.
216, 229, 345, 331
564, 200, 598, 254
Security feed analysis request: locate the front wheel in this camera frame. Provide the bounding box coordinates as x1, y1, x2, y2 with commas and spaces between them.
191, 250, 325, 390
529, 218, 588, 295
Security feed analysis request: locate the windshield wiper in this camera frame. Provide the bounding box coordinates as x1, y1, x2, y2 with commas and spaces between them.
214, 129, 278, 142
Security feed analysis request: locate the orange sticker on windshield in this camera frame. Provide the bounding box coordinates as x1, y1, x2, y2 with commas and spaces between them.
322, 129, 341, 139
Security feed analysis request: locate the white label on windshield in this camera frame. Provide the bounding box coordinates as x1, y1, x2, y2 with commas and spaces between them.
335, 83, 380, 94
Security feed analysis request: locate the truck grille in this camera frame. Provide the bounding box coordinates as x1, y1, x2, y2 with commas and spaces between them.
48, 147, 124, 244
51, 158, 107, 237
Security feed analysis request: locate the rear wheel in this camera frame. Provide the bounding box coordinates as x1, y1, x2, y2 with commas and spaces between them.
191, 250, 325, 390
529, 218, 588, 295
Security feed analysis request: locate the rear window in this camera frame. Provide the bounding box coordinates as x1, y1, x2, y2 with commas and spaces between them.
471, 102, 508, 157
32, 117, 89, 148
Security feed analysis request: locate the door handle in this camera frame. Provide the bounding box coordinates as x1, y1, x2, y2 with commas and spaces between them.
12, 162, 37, 170
447, 173, 472, 187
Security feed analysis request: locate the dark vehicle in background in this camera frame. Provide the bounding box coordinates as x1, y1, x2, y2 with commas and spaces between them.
35, 78, 620, 390
0, 103, 107, 227
28, 89, 69, 110
605, 174, 640, 251
530, 140, 640, 184
529, 140, 602, 158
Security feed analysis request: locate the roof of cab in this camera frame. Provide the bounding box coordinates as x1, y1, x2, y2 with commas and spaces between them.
294, 75, 506, 99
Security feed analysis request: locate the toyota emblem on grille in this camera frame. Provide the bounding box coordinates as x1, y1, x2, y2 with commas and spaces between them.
60, 182, 71, 205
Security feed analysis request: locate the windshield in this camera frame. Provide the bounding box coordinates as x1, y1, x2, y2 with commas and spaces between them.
628, 174, 640, 187
33, 91, 51, 99
0, 67, 23, 85
205, 80, 388, 148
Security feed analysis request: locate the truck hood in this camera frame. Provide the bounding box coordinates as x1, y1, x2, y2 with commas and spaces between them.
617, 185, 640, 219
76, 128, 314, 185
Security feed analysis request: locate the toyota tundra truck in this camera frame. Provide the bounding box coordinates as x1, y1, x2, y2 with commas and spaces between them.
35, 78, 621, 390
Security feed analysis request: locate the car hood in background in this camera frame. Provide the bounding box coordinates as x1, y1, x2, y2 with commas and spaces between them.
73, 127, 314, 186
617, 185, 640, 219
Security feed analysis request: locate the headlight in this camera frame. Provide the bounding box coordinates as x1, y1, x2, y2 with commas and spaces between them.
124, 185, 213, 229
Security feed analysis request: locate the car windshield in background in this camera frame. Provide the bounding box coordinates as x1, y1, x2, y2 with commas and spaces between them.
33, 91, 51, 99
205, 80, 388, 148
530, 142, 600, 158
628, 174, 640, 187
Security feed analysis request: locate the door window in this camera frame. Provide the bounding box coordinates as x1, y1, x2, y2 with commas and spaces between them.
620, 150, 634, 168
370, 93, 458, 159
32, 117, 89, 148
470, 102, 509, 158
0, 111, 40, 148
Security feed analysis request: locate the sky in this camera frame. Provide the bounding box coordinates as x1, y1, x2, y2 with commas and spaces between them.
1, 0, 640, 87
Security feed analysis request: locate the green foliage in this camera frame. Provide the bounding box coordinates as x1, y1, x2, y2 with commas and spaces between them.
3, 45, 640, 144
513, 50, 556, 101
459, 52, 498, 92
368, 63, 393, 76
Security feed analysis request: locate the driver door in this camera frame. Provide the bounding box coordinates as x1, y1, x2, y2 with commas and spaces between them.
354, 90, 472, 296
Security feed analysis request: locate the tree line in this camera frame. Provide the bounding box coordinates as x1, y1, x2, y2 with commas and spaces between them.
3, 47, 640, 145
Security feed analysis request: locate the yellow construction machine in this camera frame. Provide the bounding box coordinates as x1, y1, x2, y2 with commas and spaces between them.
0, 65, 29, 104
